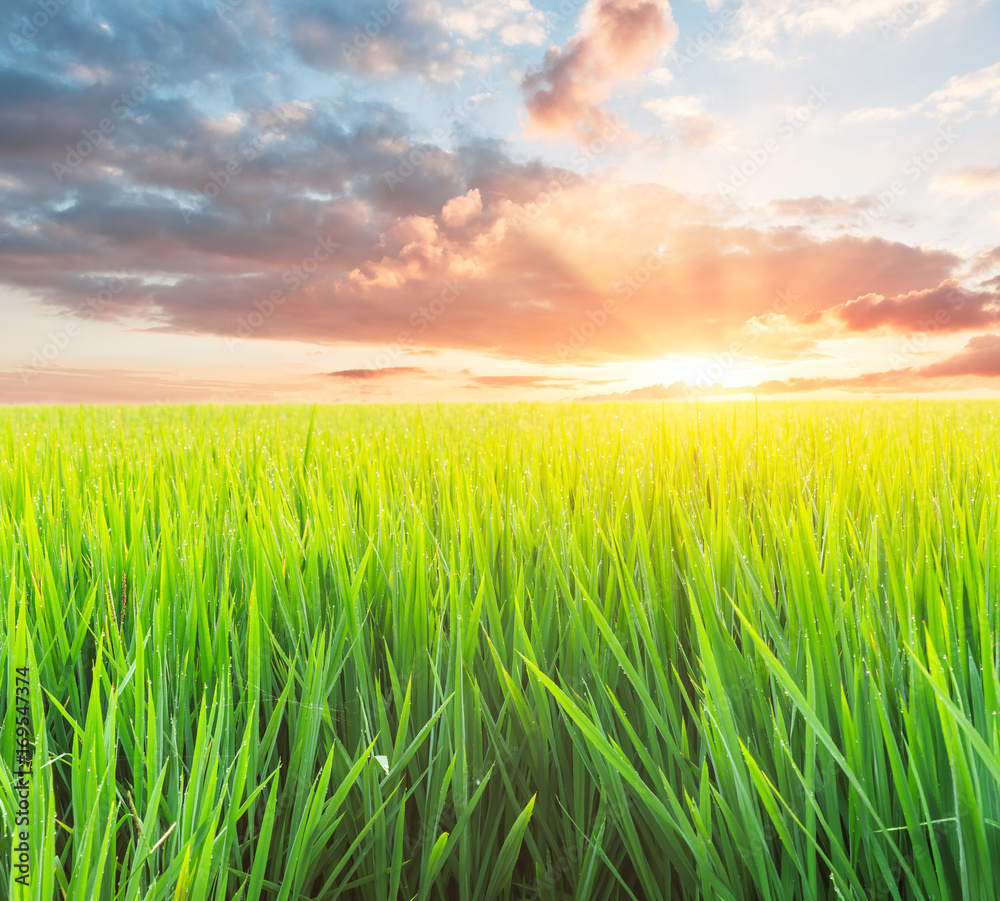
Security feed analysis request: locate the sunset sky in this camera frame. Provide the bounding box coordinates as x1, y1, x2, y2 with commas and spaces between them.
2, 0, 999, 402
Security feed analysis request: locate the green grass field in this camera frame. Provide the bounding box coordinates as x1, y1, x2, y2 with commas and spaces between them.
2, 401, 999, 901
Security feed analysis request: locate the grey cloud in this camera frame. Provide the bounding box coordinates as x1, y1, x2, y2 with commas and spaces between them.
281, 0, 468, 80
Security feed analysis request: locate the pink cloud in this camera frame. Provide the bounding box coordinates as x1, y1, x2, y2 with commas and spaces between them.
821, 280, 1000, 334
325, 366, 426, 379
919, 334, 1000, 377
521, 0, 677, 141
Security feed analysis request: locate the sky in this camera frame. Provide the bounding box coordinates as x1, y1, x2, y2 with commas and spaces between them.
1, 0, 999, 403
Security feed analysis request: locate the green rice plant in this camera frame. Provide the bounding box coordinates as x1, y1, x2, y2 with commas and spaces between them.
0, 400, 998, 900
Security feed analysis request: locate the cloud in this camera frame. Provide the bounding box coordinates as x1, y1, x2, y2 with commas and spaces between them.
0, 18, 980, 377
923, 61, 1000, 118
282, 0, 474, 81
918, 333, 1000, 376
441, 188, 483, 228
0, 366, 310, 404
747, 371, 915, 393
577, 354, 1000, 400
720, 0, 965, 62
577, 380, 690, 400
521, 0, 677, 141
575, 373, 913, 400
845, 62, 1000, 123
439, 0, 548, 45
841, 107, 908, 123
765, 196, 879, 220
932, 165, 1000, 197
325, 366, 426, 379
969, 245, 1000, 287
1, 107, 967, 367
746, 339, 1000, 389
328, 180, 962, 362
0, 0, 276, 78
467, 374, 575, 388
643, 95, 720, 147
2, 0, 994, 403
580, 333, 1000, 400
575, 374, 915, 400
819, 280, 1000, 333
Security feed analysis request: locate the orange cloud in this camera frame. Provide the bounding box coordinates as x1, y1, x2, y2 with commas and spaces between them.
164, 177, 958, 364
765, 195, 880, 221
325, 366, 426, 379
467, 374, 575, 388
441, 188, 484, 228
933, 165, 1000, 197
581, 353, 1000, 400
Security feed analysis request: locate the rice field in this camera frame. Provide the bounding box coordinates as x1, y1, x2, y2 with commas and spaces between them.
1, 401, 999, 901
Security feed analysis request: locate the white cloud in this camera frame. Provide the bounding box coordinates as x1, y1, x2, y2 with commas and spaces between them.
845, 62, 1000, 123
923, 62, 1000, 117
932, 165, 1000, 197
718, 0, 965, 62
203, 113, 245, 135
648, 67, 675, 86
644, 95, 722, 146
438, 0, 548, 45
842, 106, 908, 123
